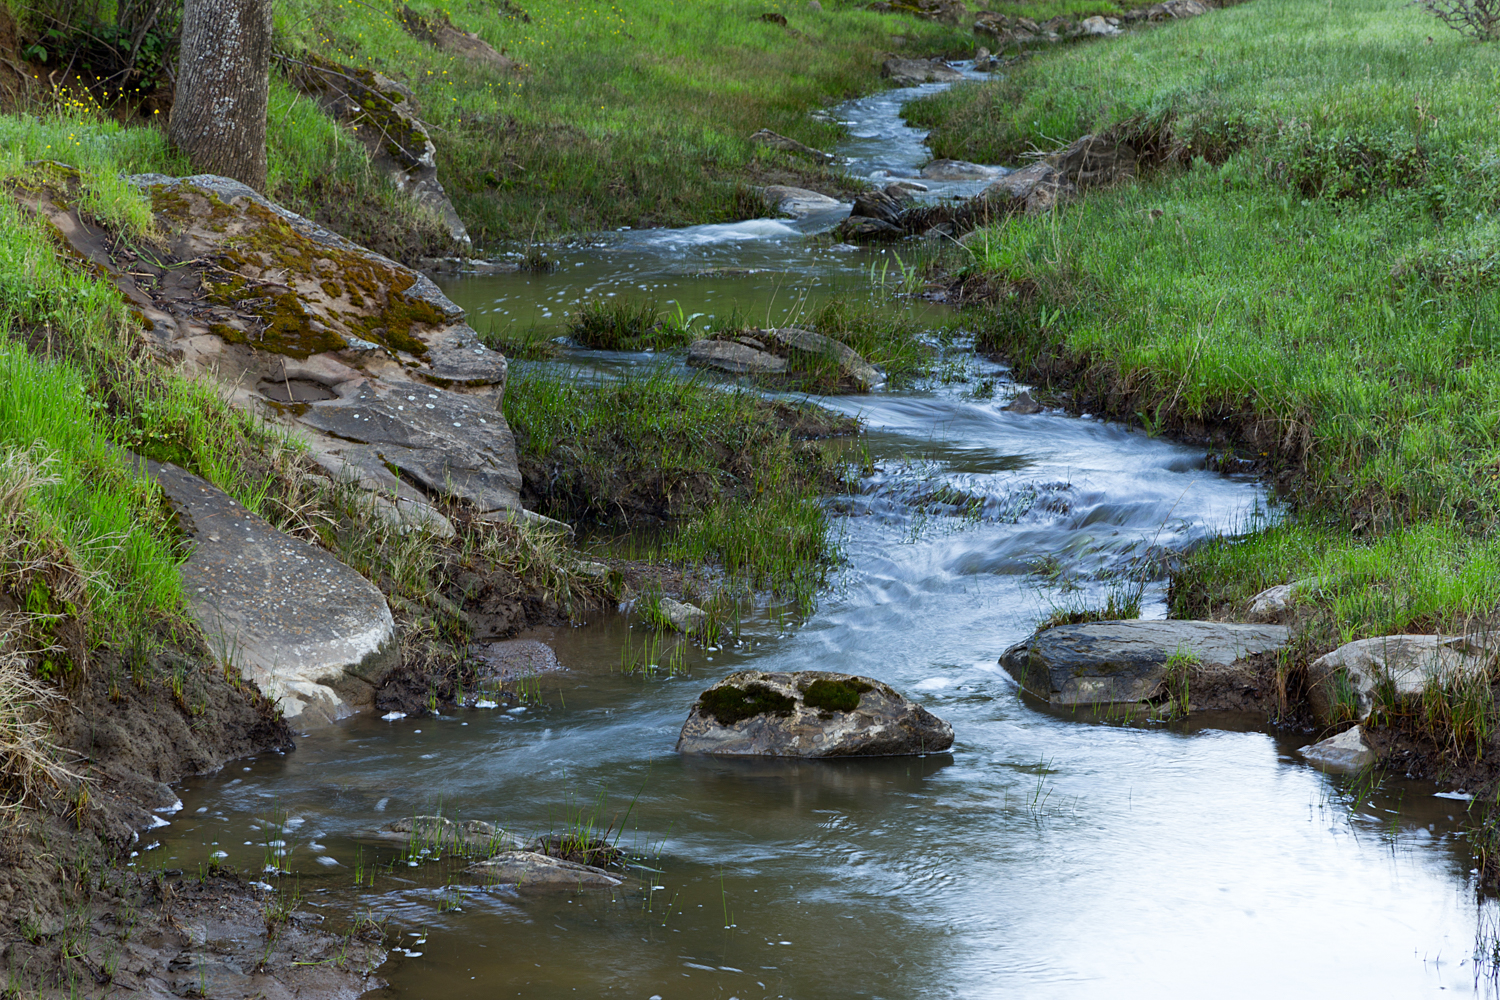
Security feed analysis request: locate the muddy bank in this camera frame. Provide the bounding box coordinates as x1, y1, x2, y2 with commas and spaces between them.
0, 638, 388, 997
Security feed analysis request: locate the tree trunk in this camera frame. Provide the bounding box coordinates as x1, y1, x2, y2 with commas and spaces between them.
168, 0, 272, 191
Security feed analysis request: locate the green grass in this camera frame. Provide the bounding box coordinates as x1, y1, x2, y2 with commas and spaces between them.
907, 0, 1500, 650
266, 0, 975, 242
503, 365, 848, 602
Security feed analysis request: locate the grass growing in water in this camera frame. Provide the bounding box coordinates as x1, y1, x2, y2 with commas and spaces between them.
503, 365, 850, 605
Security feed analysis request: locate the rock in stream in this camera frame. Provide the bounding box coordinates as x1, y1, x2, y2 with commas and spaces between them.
677, 670, 954, 756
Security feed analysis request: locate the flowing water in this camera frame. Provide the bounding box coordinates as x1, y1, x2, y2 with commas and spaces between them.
153, 71, 1500, 999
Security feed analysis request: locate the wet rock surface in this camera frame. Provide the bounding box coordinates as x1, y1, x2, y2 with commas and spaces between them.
1300, 726, 1376, 772
467, 851, 625, 889
766, 326, 884, 390
469, 638, 563, 680
658, 596, 707, 633
148, 459, 397, 725
1306, 634, 1497, 724
678, 670, 954, 756
1000, 620, 1292, 708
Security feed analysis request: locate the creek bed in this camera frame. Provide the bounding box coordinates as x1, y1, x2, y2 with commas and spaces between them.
150, 69, 1498, 999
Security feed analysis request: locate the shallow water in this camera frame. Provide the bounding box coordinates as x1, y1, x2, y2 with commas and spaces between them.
152, 70, 1500, 1000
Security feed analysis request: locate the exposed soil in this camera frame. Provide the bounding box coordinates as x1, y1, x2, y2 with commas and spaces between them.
0, 638, 388, 998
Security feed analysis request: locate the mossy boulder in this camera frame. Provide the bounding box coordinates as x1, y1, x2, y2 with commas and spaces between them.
677, 669, 953, 757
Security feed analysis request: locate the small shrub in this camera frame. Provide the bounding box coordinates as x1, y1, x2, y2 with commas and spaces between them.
1412, 0, 1500, 40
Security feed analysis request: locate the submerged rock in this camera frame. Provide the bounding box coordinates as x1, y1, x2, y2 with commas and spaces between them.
1299, 726, 1376, 772
836, 215, 905, 241
1306, 634, 1496, 724
148, 460, 397, 725
881, 57, 965, 84
467, 851, 623, 889
1000, 620, 1291, 708
677, 670, 954, 756
377, 815, 525, 854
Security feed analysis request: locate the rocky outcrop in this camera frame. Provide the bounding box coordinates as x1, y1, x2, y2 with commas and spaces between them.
398, 5, 520, 72
750, 129, 835, 163
1000, 620, 1291, 709
882, 57, 964, 84
18, 173, 539, 537
467, 851, 624, 889
281, 54, 470, 245
1306, 634, 1496, 724
149, 460, 397, 725
1300, 726, 1376, 772
677, 670, 954, 756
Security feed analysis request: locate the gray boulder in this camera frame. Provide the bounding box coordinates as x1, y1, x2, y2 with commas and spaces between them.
1299, 726, 1376, 772
657, 596, 707, 633
149, 460, 397, 726
1306, 634, 1496, 723
881, 57, 965, 84
1079, 14, 1121, 34
766, 327, 884, 391
687, 339, 788, 374
677, 670, 953, 756
469, 638, 562, 679
467, 851, 623, 889
1004, 390, 1043, 414
762, 185, 844, 217
1000, 620, 1291, 708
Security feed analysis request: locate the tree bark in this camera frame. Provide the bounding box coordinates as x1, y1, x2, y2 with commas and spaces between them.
169, 0, 272, 191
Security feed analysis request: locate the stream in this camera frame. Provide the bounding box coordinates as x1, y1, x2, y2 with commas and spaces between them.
153, 69, 1500, 999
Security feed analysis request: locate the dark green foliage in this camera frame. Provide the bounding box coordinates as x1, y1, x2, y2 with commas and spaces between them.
801, 677, 871, 713
567, 299, 689, 352
698, 683, 796, 726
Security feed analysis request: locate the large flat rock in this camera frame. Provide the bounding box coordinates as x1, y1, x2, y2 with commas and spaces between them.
677, 670, 953, 757
1000, 620, 1291, 707
466, 851, 623, 890
150, 460, 396, 726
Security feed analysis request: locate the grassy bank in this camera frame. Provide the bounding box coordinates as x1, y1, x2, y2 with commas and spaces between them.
902, 0, 1500, 660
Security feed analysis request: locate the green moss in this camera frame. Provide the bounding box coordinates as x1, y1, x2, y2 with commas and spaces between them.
698, 682, 795, 726
801, 677, 872, 714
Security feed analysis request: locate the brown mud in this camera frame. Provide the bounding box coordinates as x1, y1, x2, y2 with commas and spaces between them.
0, 637, 389, 998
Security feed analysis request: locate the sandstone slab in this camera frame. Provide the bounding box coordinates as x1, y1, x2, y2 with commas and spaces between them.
677, 670, 953, 757
1000, 620, 1291, 707
149, 460, 396, 726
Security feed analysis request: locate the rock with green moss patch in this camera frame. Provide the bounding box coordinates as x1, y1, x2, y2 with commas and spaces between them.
677, 669, 953, 756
